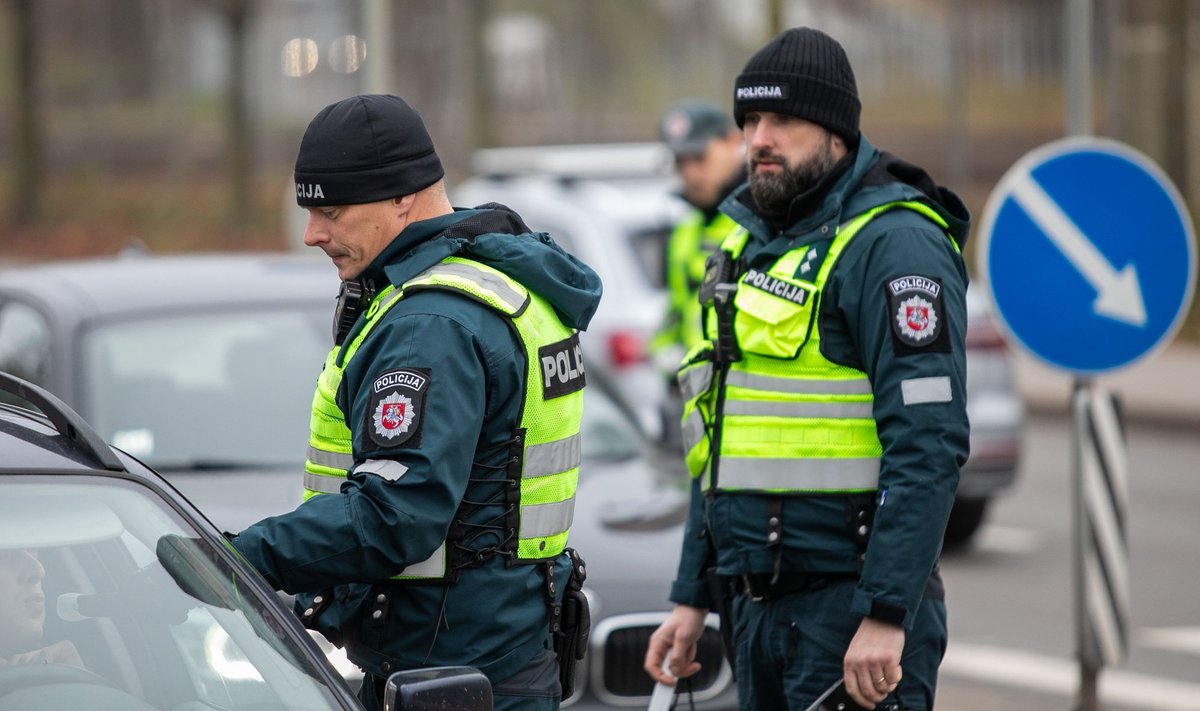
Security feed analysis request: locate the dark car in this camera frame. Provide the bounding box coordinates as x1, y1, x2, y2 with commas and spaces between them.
0, 252, 737, 709
0, 371, 490, 710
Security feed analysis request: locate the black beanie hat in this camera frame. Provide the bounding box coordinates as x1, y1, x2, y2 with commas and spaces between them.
294, 94, 445, 207
733, 27, 860, 146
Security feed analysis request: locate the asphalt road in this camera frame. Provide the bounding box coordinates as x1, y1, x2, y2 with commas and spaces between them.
935, 413, 1200, 711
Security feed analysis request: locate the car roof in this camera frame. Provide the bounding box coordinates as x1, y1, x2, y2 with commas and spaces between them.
0, 377, 140, 474
0, 252, 339, 320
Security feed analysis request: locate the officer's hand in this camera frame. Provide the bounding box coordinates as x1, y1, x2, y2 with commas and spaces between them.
156, 534, 241, 610
843, 616, 904, 708
643, 604, 707, 685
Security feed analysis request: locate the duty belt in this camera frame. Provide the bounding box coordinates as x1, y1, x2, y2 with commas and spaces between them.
729, 572, 855, 602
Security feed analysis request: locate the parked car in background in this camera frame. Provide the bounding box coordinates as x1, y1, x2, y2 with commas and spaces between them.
568, 369, 735, 709
453, 143, 1024, 546
0, 252, 736, 709
0, 253, 337, 532
0, 371, 490, 710
452, 143, 687, 438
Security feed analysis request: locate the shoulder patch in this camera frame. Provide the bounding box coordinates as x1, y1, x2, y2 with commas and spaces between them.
538, 334, 586, 399
365, 367, 430, 448
885, 275, 951, 355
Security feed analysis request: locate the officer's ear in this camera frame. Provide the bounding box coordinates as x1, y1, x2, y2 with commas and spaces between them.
391, 193, 417, 218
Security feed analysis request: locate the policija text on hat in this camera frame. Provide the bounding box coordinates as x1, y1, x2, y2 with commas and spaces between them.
229, 95, 602, 711
643, 27, 971, 711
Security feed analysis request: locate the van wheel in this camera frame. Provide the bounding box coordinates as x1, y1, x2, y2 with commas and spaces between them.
944, 498, 988, 547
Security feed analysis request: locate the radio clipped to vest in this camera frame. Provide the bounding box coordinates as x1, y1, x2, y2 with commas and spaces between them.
332, 279, 375, 345
699, 249, 741, 365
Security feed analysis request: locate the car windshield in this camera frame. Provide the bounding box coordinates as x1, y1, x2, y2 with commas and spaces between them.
80, 307, 329, 470
0, 476, 346, 711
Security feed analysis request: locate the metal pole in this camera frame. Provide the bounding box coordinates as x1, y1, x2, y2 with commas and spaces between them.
1072, 381, 1100, 711
363, 0, 392, 94
1066, 0, 1094, 136
1067, 3, 1096, 707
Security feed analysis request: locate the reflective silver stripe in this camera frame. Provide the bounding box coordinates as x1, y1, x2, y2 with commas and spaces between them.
725, 370, 871, 396
901, 376, 952, 405
303, 471, 345, 494
395, 545, 446, 578
521, 497, 576, 538
713, 457, 880, 491
376, 287, 405, 311
682, 409, 706, 451
678, 361, 714, 402
306, 446, 353, 472
724, 399, 874, 419
418, 262, 529, 312
524, 434, 581, 478
355, 458, 410, 481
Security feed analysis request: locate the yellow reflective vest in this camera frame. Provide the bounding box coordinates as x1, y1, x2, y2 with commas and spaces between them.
679, 201, 955, 493
303, 256, 584, 580
653, 210, 740, 354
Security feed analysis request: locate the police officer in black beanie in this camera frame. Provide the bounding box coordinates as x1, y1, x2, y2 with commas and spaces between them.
644, 28, 971, 711
230, 94, 602, 711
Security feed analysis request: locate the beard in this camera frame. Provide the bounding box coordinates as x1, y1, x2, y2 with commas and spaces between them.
748, 134, 837, 215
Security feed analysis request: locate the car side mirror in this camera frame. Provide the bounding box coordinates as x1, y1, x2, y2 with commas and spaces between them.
384, 666, 492, 711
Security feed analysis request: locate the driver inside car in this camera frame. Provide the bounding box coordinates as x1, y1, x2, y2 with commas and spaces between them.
0, 548, 83, 669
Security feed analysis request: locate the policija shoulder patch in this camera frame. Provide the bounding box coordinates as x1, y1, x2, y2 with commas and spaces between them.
886, 275, 951, 355
365, 367, 430, 448
539, 333, 586, 399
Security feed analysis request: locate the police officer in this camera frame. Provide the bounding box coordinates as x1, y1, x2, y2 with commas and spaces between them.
230, 95, 602, 711
643, 28, 970, 711
651, 100, 745, 453
652, 99, 746, 362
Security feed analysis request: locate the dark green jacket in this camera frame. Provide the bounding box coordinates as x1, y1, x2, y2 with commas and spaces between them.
233, 205, 602, 682
669, 135, 970, 629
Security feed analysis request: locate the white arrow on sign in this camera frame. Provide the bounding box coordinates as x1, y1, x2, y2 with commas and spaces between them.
1010, 172, 1147, 327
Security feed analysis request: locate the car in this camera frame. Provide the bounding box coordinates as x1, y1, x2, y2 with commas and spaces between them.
0, 370, 491, 710
0, 251, 736, 709
0, 252, 337, 533
452, 143, 688, 438
947, 281, 1025, 545
567, 368, 736, 709
452, 143, 1024, 547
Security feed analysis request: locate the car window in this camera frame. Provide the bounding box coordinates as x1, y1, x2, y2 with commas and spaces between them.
0, 299, 51, 394
80, 307, 329, 470
0, 477, 344, 711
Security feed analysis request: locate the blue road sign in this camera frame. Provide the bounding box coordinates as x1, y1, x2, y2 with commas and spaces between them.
979, 137, 1196, 375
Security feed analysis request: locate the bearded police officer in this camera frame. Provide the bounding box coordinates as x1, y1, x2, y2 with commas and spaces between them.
231, 95, 601, 711
643, 28, 970, 711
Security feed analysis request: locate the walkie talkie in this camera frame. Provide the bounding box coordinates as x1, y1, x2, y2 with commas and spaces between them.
332, 279, 370, 345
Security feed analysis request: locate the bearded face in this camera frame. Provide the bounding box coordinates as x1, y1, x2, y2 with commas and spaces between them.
747, 131, 837, 214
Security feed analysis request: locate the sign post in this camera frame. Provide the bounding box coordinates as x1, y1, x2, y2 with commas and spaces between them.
979, 137, 1196, 710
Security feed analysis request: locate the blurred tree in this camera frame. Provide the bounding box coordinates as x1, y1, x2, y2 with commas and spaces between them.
1162, 0, 1188, 194
193, 0, 255, 234
10, 0, 41, 226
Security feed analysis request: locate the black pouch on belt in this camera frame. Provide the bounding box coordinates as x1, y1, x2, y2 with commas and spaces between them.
553, 548, 591, 699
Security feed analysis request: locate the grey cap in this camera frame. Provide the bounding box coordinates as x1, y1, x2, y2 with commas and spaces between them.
659, 99, 733, 157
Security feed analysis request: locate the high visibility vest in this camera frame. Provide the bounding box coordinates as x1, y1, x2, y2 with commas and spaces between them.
653, 211, 740, 353
678, 201, 955, 493
303, 256, 585, 580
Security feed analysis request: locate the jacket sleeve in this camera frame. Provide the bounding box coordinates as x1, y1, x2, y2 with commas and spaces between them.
826, 218, 969, 629
233, 308, 517, 594
668, 475, 714, 608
